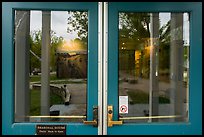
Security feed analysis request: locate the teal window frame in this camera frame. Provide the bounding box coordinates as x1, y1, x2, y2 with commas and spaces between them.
107, 2, 202, 135
2, 2, 98, 135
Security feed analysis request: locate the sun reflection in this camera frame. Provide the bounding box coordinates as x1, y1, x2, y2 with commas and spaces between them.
57, 39, 86, 53
61, 40, 73, 50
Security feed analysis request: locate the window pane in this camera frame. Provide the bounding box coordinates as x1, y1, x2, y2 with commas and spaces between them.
118, 12, 189, 123
14, 10, 88, 122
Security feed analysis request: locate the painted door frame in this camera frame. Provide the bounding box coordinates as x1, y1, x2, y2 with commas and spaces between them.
2, 2, 99, 135
2, 2, 202, 135
106, 2, 202, 135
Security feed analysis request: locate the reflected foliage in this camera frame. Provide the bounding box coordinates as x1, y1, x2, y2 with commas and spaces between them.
119, 13, 151, 78
29, 30, 64, 73
67, 11, 88, 43
119, 13, 178, 80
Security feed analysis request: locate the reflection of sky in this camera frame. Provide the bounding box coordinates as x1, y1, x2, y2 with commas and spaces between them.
159, 13, 170, 27
159, 13, 189, 45
30, 11, 189, 45
30, 11, 78, 41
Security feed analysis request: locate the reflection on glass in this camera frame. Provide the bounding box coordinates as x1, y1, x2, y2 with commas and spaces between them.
118, 12, 189, 123
14, 10, 88, 122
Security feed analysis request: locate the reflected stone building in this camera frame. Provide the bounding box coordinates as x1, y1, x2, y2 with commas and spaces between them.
56, 51, 87, 78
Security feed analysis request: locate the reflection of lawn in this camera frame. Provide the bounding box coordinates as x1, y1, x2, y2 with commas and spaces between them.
50, 81, 85, 84
30, 74, 86, 84
127, 90, 170, 104
30, 75, 41, 82
30, 74, 67, 82
30, 89, 63, 116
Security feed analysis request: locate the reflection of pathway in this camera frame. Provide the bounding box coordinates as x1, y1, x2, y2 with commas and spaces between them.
119, 77, 187, 99
29, 81, 87, 122
119, 72, 188, 123
30, 80, 87, 104
50, 104, 86, 122
50, 83, 87, 122
50, 83, 86, 122
121, 103, 188, 123
119, 78, 170, 93
67, 84, 87, 104
49, 83, 87, 103
30, 77, 187, 123
50, 83, 87, 108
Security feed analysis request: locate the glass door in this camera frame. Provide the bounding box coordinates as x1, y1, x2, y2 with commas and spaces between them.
2, 2, 99, 135
106, 2, 202, 135
2, 2, 202, 135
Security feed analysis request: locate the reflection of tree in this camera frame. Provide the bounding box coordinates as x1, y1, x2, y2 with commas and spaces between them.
119, 13, 150, 79
159, 20, 189, 82
119, 13, 187, 81
30, 30, 64, 72
67, 11, 88, 43
119, 13, 150, 47
29, 30, 41, 72
66, 12, 187, 81
159, 21, 170, 76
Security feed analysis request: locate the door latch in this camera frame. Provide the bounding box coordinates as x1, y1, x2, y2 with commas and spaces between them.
108, 105, 123, 127
83, 106, 98, 127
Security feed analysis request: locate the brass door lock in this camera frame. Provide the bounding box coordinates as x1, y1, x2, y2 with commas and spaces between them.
108, 105, 123, 127
83, 106, 98, 127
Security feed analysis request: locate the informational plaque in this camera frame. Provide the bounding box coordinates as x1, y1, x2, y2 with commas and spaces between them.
36, 125, 66, 135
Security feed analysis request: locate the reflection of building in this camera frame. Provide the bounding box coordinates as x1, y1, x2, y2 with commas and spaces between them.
56, 51, 87, 78
119, 39, 150, 78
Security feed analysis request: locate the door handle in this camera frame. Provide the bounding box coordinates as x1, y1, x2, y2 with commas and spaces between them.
108, 105, 123, 127
83, 106, 98, 127
83, 120, 97, 126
